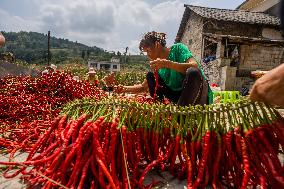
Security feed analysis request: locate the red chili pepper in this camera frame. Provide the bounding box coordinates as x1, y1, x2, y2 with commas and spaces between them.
138, 142, 174, 188
133, 129, 142, 182
121, 126, 129, 189
95, 154, 117, 189
239, 137, 251, 189
170, 134, 181, 175
212, 132, 223, 189
181, 142, 193, 189
77, 158, 91, 189
108, 120, 120, 187
27, 116, 62, 160
193, 131, 211, 188
143, 127, 152, 162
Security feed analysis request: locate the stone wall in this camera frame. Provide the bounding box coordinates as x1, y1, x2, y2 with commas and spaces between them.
200, 59, 221, 86
180, 12, 203, 60
239, 43, 284, 71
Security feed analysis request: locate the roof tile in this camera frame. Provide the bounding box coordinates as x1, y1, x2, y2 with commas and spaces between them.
186, 5, 280, 26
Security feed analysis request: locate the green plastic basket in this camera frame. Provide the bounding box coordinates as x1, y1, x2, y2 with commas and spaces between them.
213, 91, 241, 103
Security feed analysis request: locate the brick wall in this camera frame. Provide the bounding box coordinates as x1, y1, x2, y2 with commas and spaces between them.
180, 12, 203, 60
240, 44, 284, 71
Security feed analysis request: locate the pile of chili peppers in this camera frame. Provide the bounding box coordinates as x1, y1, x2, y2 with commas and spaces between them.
0, 97, 283, 189
0, 71, 106, 151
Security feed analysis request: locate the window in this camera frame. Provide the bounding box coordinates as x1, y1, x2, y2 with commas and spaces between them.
113, 65, 118, 69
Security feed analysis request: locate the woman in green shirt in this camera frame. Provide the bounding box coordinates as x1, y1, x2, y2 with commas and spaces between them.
109, 31, 212, 105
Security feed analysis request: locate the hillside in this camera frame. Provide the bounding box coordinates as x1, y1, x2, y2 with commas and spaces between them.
0, 31, 109, 64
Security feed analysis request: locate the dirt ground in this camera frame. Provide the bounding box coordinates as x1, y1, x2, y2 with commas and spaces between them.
0, 152, 188, 189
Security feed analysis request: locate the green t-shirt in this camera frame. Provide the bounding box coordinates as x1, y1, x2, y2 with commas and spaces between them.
158, 43, 192, 91
158, 43, 213, 104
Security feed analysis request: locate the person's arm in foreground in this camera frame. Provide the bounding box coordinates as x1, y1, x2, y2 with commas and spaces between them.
250, 64, 284, 107
150, 57, 198, 74
0, 32, 5, 47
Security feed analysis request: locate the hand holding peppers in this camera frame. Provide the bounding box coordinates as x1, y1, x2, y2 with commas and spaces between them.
113, 85, 124, 94
150, 58, 169, 71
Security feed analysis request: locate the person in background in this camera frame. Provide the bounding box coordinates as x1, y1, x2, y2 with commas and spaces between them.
249, 0, 284, 108
104, 31, 213, 106
0, 32, 5, 47
88, 67, 99, 86
41, 64, 57, 75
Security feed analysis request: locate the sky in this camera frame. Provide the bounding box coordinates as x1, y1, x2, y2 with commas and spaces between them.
0, 0, 244, 54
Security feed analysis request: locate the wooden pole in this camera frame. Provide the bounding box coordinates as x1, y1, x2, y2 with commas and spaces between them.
47, 31, 50, 66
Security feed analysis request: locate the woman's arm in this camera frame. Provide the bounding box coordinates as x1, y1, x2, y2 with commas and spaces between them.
114, 79, 148, 94
150, 57, 198, 74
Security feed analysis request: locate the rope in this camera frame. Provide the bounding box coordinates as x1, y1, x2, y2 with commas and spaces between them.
119, 127, 132, 189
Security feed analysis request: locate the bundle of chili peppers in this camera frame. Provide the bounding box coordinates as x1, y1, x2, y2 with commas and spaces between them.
0, 98, 283, 189
0, 71, 106, 151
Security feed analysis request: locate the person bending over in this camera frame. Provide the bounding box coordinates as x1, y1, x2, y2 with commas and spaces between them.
105, 31, 212, 106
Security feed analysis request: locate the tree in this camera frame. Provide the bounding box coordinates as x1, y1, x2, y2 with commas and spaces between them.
81, 50, 86, 59
87, 50, 91, 59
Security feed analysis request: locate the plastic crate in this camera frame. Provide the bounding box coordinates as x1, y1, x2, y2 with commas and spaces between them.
213, 91, 240, 103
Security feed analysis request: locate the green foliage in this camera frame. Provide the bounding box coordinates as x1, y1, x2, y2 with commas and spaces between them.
0, 31, 151, 75
0, 31, 107, 64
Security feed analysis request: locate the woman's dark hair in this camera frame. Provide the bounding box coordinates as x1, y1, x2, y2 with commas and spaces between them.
139, 31, 167, 51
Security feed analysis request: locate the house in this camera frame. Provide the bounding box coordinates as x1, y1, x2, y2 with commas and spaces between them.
237, 0, 281, 17
176, 4, 284, 91
88, 57, 121, 72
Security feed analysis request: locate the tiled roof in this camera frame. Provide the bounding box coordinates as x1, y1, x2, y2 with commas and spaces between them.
187, 5, 280, 25
175, 5, 280, 42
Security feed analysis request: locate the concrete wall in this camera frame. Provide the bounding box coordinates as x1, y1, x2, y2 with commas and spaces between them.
180, 12, 203, 61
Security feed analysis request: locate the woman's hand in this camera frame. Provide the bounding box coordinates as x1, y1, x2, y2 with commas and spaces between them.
113, 85, 124, 94
150, 58, 169, 71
